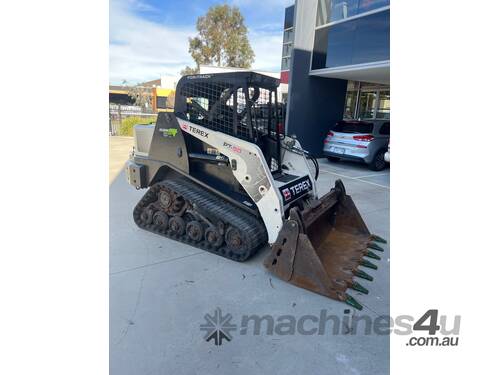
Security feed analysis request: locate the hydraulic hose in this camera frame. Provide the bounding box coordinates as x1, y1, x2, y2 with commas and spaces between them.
305, 151, 319, 181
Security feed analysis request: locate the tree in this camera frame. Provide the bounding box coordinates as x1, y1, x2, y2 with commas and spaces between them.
187, 4, 254, 70
180, 65, 199, 76
127, 85, 152, 110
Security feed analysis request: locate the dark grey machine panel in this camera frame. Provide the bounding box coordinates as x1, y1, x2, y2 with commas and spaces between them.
126, 161, 146, 189
148, 112, 190, 175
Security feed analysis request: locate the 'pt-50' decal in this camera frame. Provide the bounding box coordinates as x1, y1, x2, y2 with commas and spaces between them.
279, 176, 313, 203
223, 141, 241, 153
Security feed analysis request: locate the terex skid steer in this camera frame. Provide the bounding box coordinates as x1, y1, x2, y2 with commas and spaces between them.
126, 72, 386, 309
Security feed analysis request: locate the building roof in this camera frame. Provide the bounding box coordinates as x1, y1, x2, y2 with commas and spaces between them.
140, 79, 161, 87
109, 85, 129, 94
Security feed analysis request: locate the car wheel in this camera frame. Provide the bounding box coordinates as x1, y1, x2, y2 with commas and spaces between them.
369, 150, 386, 171
327, 156, 340, 162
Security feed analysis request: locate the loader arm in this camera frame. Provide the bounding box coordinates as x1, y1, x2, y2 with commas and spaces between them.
177, 118, 284, 243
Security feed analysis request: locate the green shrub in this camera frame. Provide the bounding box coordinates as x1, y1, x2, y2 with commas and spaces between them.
119, 116, 157, 137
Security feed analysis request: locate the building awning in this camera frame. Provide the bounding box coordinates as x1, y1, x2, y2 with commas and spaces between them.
309, 61, 389, 85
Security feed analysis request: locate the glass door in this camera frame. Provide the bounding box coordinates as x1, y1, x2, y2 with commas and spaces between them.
376, 90, 390, 119
341, 82, 390, 120
359, 91, 377, 119
343, 91, 357, 119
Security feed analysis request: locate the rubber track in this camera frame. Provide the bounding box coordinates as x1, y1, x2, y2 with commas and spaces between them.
133, 178, 268, 261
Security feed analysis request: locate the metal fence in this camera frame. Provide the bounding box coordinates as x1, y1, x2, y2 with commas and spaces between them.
109, 104, 157, 136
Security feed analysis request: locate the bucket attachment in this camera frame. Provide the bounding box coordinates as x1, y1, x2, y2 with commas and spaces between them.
263, 180, 386, 310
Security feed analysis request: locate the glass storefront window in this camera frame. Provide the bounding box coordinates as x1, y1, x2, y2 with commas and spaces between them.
376, 90, 390, 119
342, 83, 390, 120
284, 5, 294, 29
331, 0, 358, 21
283, 29, 294, 43
282, 43, 292, 57
312, 9, 389, 69
352, 10, 390, 65
281, 57, 290, 70
359, 91, 377, 119
343, 91, 357, 119
317, 0, 390, 26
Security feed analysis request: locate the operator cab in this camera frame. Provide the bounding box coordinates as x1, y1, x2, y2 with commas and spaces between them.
175, 72, 283, 174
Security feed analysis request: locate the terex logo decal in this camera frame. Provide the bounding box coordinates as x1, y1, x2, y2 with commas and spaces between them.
290, 180, 312, 195
282, 188, 292, 201
190, 126, 209, 137
279, 176, 313, 203
180, 122, 209, 137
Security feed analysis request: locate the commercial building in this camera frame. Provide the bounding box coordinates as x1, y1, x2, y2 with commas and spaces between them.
280, 4, 295, 90
109, 85, 133, 105
109, 78, 176, 112
282, 0, 390, 155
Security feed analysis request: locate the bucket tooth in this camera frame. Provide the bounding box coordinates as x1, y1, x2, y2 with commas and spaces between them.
367, 242, 384, 252
369, 234, 387, 244
360, 259, 378, 270
345, 294, 363, 310
365, 250, 381, 260
349, 281, 369, 294
352, 269, 374, 281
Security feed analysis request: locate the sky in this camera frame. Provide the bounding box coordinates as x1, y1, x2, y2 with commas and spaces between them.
109, 0, 294, 84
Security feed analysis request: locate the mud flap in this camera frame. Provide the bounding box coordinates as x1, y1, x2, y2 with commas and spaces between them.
263, 180, 386, 310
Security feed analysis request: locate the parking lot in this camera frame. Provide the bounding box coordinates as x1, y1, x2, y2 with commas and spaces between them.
109, 136, 389, 375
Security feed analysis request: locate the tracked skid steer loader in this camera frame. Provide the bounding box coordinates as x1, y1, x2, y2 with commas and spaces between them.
125, 72, 386, 309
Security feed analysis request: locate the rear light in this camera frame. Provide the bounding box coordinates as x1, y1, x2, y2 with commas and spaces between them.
277, 123, 284, 133
353, 134, 374, 142
327, 131, 334, 137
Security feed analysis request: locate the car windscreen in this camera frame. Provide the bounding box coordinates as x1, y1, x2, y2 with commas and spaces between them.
333, 121, 374, 134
